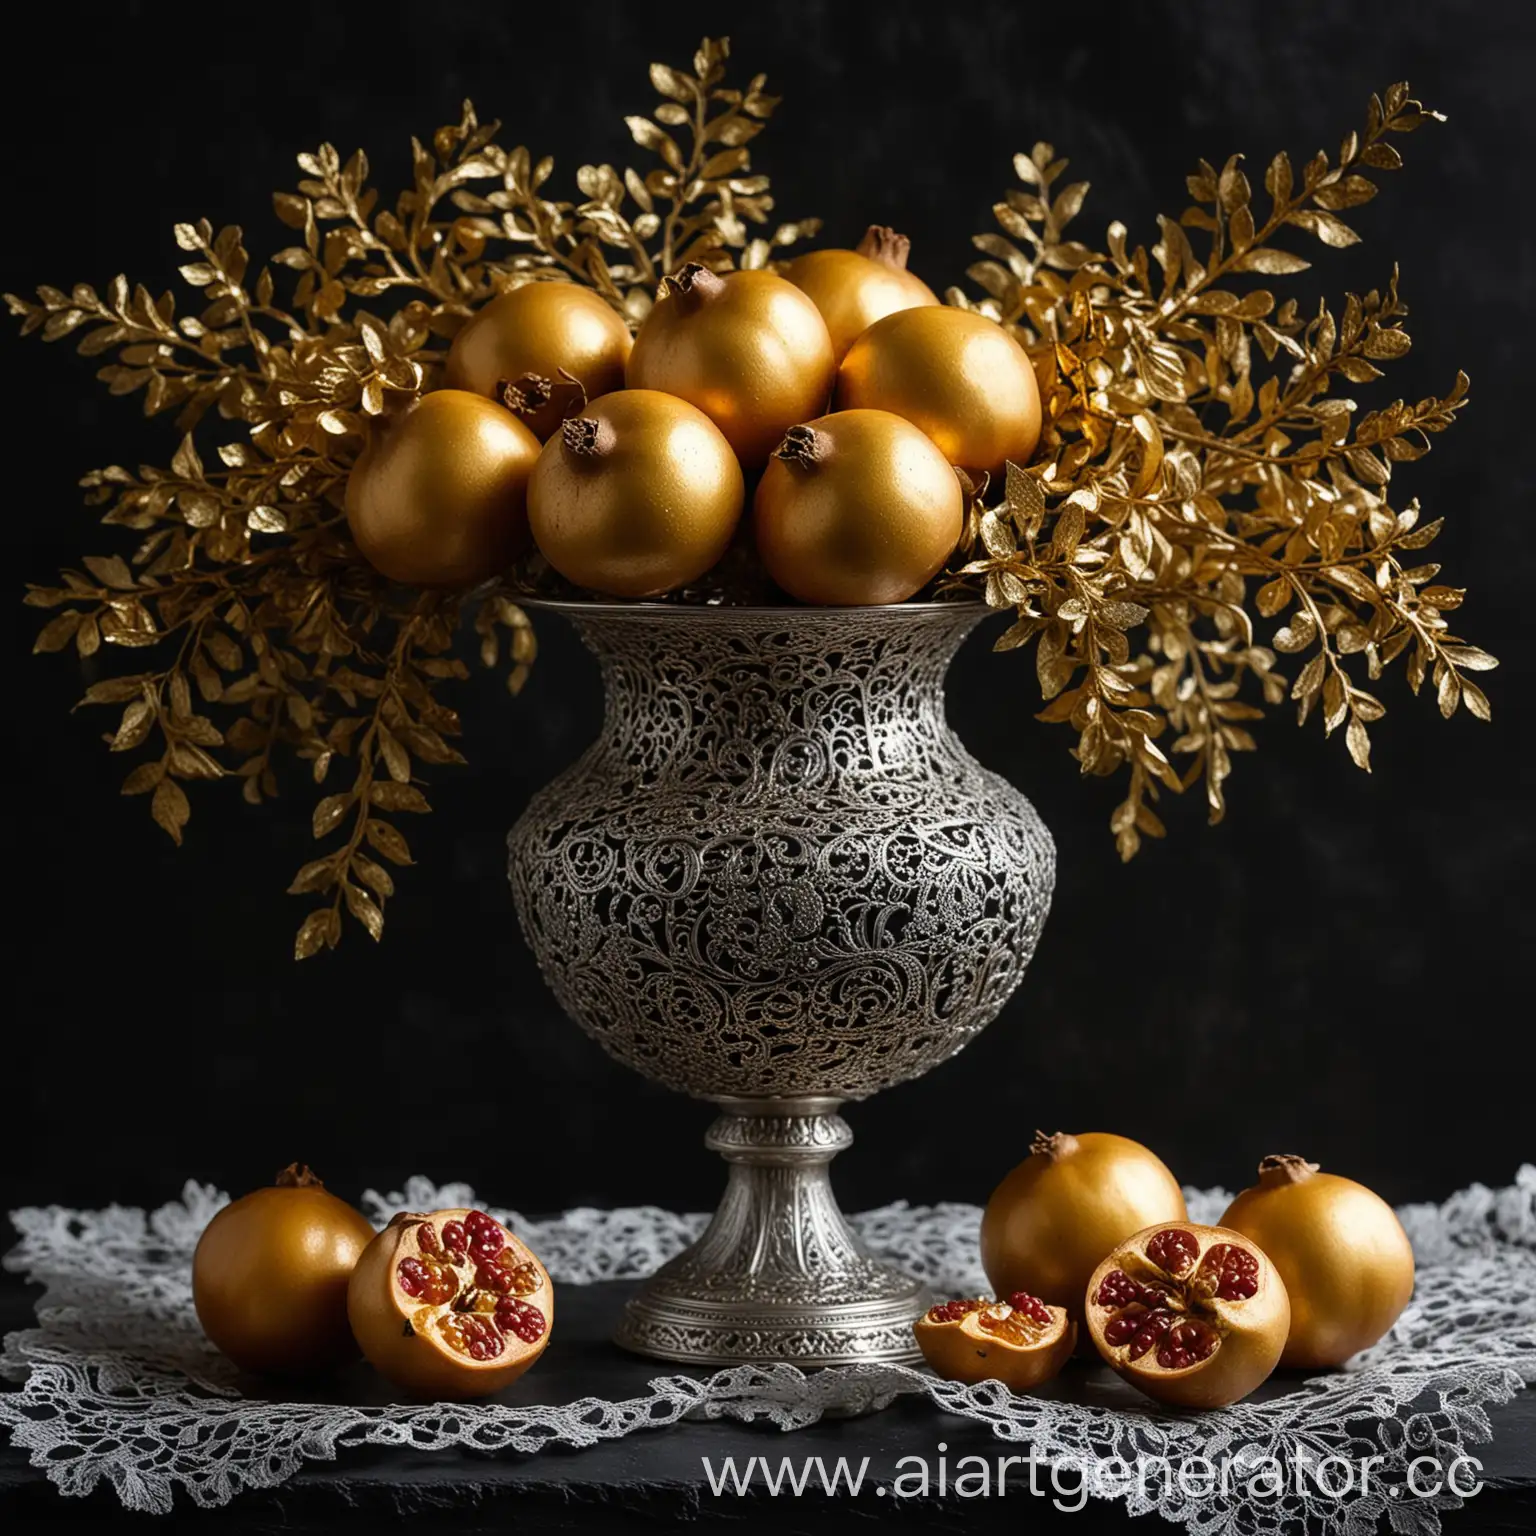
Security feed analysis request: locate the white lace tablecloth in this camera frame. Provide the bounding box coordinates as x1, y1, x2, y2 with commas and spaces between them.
3, 1171, 1533, 1531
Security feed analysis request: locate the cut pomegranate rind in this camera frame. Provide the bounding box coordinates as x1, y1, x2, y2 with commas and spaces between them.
925, 1298, 985, 1325
388, 1210, 549, 1366
1088, 1225, 1277, 1376
914, 1289, 1075, 1390
923, 1291, 1060, 1340
1085, 1222, 1287, 1409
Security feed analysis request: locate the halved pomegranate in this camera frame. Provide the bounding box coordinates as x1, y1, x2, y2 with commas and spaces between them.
914, 1290, 1076, 1390
1085, 1222, 1289, 1408
347, 1207, 553, 1398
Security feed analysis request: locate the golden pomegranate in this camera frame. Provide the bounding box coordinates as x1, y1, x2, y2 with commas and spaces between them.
980, 1131, 1188, 1323
1085, 1223, 1291, 1409
625, 263, 836, 468
344, 390, 540, 588
836, 305, 1042, 480
444, 281, 632, 440
914, 1292, 1076, 1391
1220, 1154, 1416, 1368
192, 1164, 375, 1377
527, 388, 744, 597
753, 409, 962, 605
348, 1208, 553, 1399
783, 225, 939, 361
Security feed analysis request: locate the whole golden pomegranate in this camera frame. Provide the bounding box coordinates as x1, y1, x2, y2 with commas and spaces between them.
345, 390, 540, 588
836, 305, 1042, 480
783, 225, 939, 361
753, 410, 962, 605
1220, 1154, 1416, 1368
625, 263, 835, 468
1086, 1223, 1291, 1409
192, 1164, 375, 1376
527, 389, 744, 597
444, 282, 632, 440
348, 1208, 553, 1399
980, 1131, 1187, 1322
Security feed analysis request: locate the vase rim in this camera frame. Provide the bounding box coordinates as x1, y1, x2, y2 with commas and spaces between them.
511, 596, 989, 619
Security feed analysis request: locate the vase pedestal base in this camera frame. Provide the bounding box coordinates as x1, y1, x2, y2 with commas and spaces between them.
613, 1096, 930, 1367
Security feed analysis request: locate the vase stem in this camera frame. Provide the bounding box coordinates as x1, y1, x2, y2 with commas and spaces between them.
614, 1098, 930, 1365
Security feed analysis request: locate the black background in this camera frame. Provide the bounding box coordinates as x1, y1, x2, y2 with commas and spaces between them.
2, 0, 1530, 1226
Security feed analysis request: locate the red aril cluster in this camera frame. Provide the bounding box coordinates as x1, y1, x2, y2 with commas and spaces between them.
348, 1206, 554, 1398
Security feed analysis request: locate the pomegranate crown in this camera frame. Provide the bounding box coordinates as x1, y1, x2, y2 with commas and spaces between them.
855, 224, 913, 270
1029, 1130, 1080, 1161
660, 261, 726, 314
1257, 1154, 1321, 1187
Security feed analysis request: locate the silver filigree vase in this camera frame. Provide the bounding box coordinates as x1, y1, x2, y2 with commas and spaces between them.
508, 601, 1054, 1364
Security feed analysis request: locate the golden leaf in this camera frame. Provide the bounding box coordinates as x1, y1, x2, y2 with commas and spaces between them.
13, 55, 1484, 919
1229, 248, 1311, 275
151, 778, 190, 844
312, 793, 351, 838
344, 883, 385, 942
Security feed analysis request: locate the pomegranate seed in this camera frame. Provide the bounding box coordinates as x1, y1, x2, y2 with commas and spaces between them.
1095, 1270, 1145, 1309
1103, 1313, 1144, 1347
441, 1220, 468, 1258
1006, 1292, 1054, 1327
1126, 1310, 1176, 1361
396, 1255, 457, 1306
1156, 1318, 1220, 1369
926, 1298, 982, 1324
475, 1261, 514, 1295
439, 1313, 505, 1361
470, 1227, 504, 1262
1199, 1243, 1261, 1301
506, 1260, 541, 1296
1146, 1228, 1200, 1278
495, 1297, 546, 1344
416, 1222, 440, 1256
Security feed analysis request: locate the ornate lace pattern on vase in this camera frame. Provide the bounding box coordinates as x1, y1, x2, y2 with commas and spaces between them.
3, 1169, 1533, 1530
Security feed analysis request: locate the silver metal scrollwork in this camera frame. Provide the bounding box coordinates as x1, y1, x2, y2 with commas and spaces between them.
509, 601, 1054, 1364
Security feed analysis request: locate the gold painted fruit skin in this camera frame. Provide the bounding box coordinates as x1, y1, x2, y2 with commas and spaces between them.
444, 282, 632, 440
1085, 1222, 1291, 1410
753, 409, 963, 606
836, 305, 1042, 481
784, 227, 938, 361
1220, 1156, 1416, 1368
980, 1131, 1188, 1323
192, 1165, 375, 1377
625, 266, 836, 469
527, 388, 744, 598
914, 1297, 1077, 1391
344, 390, 540, 588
